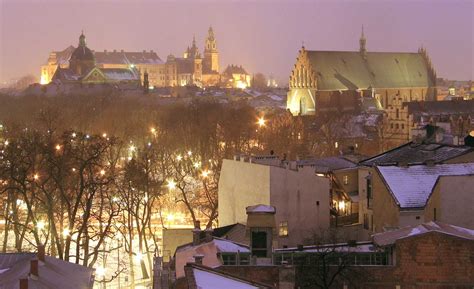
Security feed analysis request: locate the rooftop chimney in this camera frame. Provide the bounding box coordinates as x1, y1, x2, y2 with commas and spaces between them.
20, 278, 28, 289
204, 228, 214, 243
30, 259, 38, 277
193, 254, 204, 265
37, 244, 45, 262
192, 221, 201, 246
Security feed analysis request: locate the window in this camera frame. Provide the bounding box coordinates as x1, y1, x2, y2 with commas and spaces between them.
366, 177, 373, 209
279, 221, 289, 237
221, 253, 237, 265
251, 231, 268, 257
401, 124, 405, 130
396, 109, 399, 119
343, 175, 349, 185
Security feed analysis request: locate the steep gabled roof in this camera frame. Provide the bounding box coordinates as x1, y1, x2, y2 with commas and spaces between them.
0, 254, 94, 289
306, 50, 434, 91
376, 163, 474, 209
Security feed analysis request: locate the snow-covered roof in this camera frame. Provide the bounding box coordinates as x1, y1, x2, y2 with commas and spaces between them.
376, 163, 474, 208
101, 68, 139, 81
0, 254, 94, 289
275, 241, 376, 253
246, 204, 276, 214
360, 142, 473, 166
297, 156, 357, 173
373, 221, 474, 246
185, 264, 271, 289
176, 237, 249, 254
192, 267, 260, 289
212, 239, 250, 253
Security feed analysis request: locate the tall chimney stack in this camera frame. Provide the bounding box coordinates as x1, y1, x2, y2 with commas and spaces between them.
30, 259, 39, 277
192, 221, 201, 246
20, 278, 28, 289
37, 244, 45, 262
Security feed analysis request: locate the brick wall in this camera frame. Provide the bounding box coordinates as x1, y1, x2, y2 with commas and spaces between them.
360, 232, 474, 288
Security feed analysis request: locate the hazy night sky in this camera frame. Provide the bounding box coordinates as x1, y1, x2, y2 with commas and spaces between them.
0, 0, 473, 84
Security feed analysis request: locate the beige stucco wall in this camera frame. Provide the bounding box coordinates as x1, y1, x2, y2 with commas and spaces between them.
399, 210, 425, 227
372, 169, 401, 232
445, 151, 474, 164
162, 228, 193, 262
425, 175, 474, 229
218, 159, 271, 227
218, 159, 330, 247
270, 166, 330, 247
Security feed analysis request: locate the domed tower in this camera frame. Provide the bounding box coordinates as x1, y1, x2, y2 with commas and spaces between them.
69, 32, 95, 75
203, 26, 219, 73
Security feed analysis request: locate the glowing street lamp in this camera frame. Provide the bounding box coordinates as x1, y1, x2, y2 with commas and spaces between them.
95, 266, 106, 278
201, 170, 210, 178
134, 252, 143, 262
176, 155, 182, 161
55, 144, 61, 151
102, 133, 107, 138
187, 151, 192, 156
100, 169, 106, 176
257, 117, 266, 127
129, 145, 136, 152
167, 180, 176, 190
150, 127, 156, 135
71, 132, 77, 138
33, 174, 39, 181
36, 220, 46, 231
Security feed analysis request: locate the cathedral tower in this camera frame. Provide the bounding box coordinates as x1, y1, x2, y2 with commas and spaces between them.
203, 26, 219, 73
69, 32, 95, 75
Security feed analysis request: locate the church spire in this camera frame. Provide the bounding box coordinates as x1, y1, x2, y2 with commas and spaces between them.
79, 31, 86, 47
359, 25, 367, 58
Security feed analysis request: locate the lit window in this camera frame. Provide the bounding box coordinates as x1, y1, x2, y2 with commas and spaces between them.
343, 175, 349, 185
279, 221, 288, 237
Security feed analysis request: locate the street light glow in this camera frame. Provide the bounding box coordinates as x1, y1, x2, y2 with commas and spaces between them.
257, 116, 266, 127
100, 169, 106, 176
36, 220, 46, 230
95, 266, 106, 278
134, 252, 143, 262
33, 174, 39, 181
55, 144, 61, 151
201, 170, 210, 178
167, 180, 176, 190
